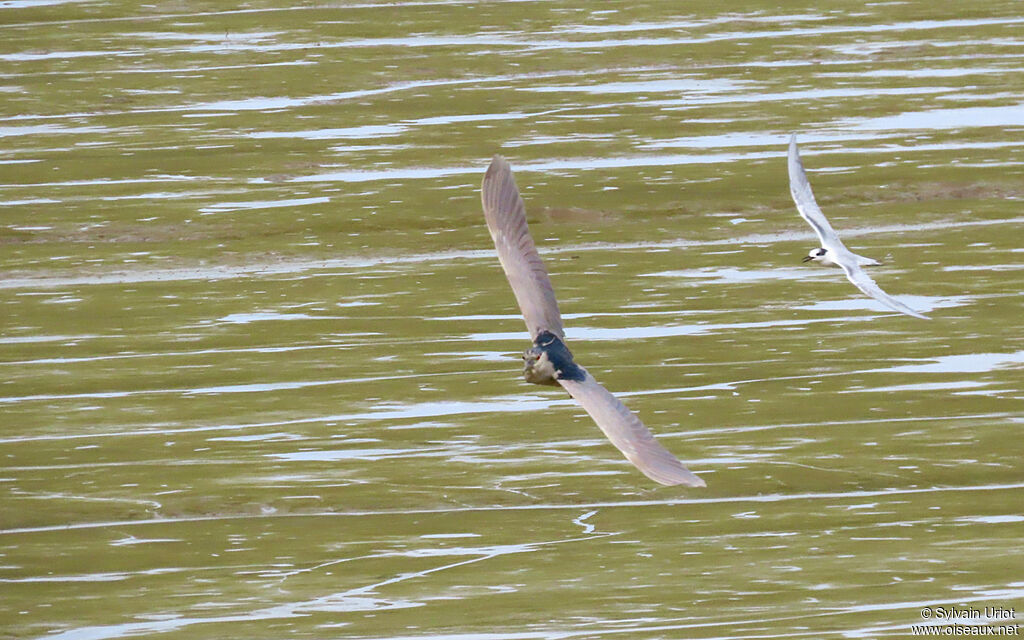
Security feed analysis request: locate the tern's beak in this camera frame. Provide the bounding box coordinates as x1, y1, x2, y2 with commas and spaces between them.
801, 256, 814, 263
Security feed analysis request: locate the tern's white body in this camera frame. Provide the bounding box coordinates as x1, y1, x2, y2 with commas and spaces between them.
805, 247, 880, 269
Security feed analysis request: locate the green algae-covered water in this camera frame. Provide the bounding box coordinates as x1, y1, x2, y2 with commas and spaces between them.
2, 1, 1022, 638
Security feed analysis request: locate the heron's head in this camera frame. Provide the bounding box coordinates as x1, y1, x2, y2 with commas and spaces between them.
523, 346, 559, 386
523, 346, 542, 369
802, 247, 828, 264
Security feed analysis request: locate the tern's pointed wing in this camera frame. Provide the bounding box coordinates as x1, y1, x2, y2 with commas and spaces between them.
558, 371, 705, 487
481, 155, 564, 340
838, 261, 931, 320
788, 134, 848, 253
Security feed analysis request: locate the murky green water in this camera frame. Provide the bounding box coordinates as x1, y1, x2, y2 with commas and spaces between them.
2, 1, 1023, 638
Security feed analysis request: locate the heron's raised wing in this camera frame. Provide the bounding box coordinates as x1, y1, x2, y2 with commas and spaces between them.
481, 155, 564, 340
838, 261, 930, 320
788, 134, 847, 253
558, 370, 705, 487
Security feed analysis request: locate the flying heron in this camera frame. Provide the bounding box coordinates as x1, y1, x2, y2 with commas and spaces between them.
480, 155, 705, 487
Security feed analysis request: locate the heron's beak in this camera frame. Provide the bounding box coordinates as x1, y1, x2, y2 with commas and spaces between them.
801, 256, 814, 263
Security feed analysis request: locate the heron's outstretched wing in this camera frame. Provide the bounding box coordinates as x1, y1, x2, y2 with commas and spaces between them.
481, 155, 564, 340
838, 262, 931, 320
788, 134, 848, 254
558, 370, 705, 487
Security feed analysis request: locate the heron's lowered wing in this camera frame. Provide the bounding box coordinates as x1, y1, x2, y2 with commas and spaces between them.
558, 371, 705, 487
788, 134, 848, 254
481, 155, 564, 340
838, 261, 931, 320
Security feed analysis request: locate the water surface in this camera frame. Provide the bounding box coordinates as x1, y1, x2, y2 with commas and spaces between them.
1, 1, 1022, 638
